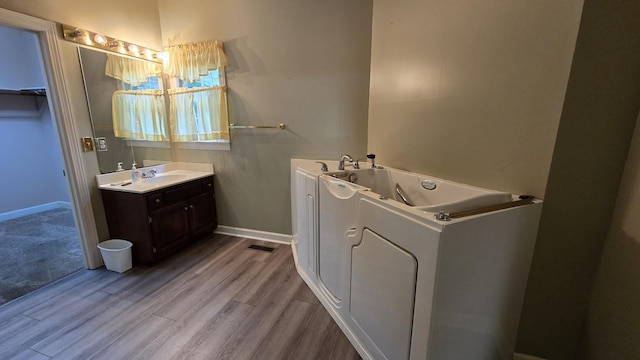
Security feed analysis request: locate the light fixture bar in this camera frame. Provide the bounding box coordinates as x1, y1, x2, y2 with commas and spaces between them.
61, 24, 163, 64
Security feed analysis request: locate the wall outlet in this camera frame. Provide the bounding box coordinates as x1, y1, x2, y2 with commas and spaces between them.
95, 137, 108, 151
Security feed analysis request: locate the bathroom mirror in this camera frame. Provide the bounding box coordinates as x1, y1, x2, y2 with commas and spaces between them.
77, 47, 172, 174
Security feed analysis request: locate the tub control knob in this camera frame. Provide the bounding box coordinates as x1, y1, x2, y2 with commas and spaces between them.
367, 153, 376, 168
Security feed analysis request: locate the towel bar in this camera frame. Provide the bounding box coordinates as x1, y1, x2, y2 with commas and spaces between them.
229, 123, 285, 129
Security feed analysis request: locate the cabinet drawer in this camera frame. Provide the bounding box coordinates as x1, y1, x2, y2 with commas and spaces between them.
147, 193, 164, 211
164, 181, 203, 204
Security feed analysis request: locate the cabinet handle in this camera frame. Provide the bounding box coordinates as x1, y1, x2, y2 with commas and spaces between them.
189, 205, 194, 209
155, 199, 161, 203
184, 206, 189, 211
207, 183, 212, 187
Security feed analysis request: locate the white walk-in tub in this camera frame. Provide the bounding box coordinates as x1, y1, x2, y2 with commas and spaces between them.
291, 159, 542, 360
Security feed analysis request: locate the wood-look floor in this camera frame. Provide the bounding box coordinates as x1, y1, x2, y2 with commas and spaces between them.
0, 234, 361, 360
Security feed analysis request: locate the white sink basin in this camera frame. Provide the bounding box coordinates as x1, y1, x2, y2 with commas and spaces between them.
142, 174, 187, 184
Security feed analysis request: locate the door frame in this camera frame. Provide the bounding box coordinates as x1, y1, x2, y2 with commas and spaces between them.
0, 8, 101, 268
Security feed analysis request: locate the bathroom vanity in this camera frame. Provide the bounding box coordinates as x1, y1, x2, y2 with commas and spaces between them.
97, 162, 217, 264
291, 159, 542, 360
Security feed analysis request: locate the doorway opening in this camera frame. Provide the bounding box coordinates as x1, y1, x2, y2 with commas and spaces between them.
0, 24, 86, 305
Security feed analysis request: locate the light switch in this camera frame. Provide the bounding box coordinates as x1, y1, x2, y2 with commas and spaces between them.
81, 136, 94, 152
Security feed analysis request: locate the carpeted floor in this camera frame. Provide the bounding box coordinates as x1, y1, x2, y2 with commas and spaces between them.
0, 207, 84, 305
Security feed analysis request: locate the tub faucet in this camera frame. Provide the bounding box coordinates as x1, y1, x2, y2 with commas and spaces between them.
315, 161, 328, 172
338, 154, 353, 170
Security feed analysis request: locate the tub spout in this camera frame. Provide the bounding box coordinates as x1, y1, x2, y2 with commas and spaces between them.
338, 154, 353, 170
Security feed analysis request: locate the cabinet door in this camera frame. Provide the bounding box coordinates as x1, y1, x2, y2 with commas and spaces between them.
188, 191, 217, 238
150, 201, 190, 256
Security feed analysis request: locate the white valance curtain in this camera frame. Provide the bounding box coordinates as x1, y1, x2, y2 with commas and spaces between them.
105, 54, 160, 86
164, 40, 227, 82
112, 90, 167, 141
164, 40, 229, 142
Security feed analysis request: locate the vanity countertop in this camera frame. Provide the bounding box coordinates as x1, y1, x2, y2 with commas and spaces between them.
96, 162, 214, 194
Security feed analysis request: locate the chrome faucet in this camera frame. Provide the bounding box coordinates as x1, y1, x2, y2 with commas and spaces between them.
338, 154, 354, 170
315, 161, 328, 172
142, 169, 157, 179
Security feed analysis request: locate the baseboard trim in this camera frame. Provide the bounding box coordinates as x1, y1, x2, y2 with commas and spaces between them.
0, 201, 72, 222
214, 225, 292, 245
514, 353, 547, 360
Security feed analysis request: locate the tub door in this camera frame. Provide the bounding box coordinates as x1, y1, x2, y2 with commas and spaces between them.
318, 176, 361, 304
350, 228, 417, 360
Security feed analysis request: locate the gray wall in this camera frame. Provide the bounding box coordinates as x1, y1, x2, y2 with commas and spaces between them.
517, 0, 640, 357
368, 0, 583, 198
0, 25, 44, 88
0, 0, 163, 49
579, 111, 640, 360
0, 107, 70, 213
157, 0, 373, 234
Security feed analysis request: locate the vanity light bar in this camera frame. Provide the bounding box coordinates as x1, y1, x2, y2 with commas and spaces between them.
61, 24, 163, 64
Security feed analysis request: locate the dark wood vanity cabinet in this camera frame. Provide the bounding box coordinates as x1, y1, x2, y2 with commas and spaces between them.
101, 176, 217, 265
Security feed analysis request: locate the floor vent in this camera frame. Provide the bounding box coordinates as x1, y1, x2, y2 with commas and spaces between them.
248, 244, 275, 252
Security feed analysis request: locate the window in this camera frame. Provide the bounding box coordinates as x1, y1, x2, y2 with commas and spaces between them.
182, 69, 225, 88
121, 76, 161, 91
164, 40, 230, 147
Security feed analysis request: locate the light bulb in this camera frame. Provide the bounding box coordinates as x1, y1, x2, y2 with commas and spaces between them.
94, 34, 107, 45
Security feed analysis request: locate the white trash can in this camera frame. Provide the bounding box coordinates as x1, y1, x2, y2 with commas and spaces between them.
97, 239, 133, 273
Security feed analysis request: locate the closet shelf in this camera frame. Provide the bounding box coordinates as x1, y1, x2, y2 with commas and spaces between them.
0, 88, 48, 117
0, 88, 47, 97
